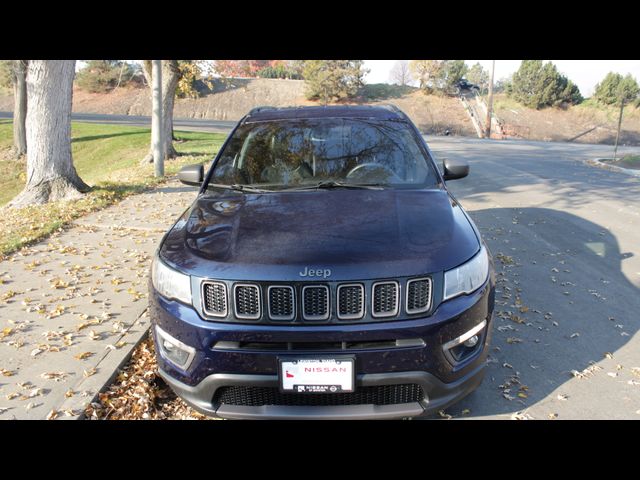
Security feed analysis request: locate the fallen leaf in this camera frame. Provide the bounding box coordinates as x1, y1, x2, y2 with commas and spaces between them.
40, 372, 68, 382
74, 352, 94, 361
511, 411, 534, 420
46, 409, 59, 420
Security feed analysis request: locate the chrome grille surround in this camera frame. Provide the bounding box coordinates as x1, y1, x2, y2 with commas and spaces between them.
371, 281, 400, 318
302, 285, 330, 321
337, 283, 365, 320
233, 284, 261, 320
267, 285, 295, 321
405, 277, 432, 315
201, 281, 228, 317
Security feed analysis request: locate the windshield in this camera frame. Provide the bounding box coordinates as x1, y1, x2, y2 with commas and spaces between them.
206, 118, 438, 191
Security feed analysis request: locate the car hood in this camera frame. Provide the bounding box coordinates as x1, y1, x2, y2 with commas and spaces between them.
160, 189, 480, 281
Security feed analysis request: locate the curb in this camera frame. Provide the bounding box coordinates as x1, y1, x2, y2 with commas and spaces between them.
585, 158, 640, 177
54, 309, 151, 420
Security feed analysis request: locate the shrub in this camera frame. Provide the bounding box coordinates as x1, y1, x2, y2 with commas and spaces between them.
593, 72, 640, 106
302, 60, 367, 103
509, 60, 582, 109
75, 61, 138, 93
257, 64, 302, 79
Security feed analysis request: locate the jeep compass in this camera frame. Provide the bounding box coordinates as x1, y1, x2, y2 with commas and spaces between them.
150, 105, 495, 419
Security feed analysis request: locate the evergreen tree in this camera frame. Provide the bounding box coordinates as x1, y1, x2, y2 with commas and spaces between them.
510, 60, 582, 109
302, 61, 367, 103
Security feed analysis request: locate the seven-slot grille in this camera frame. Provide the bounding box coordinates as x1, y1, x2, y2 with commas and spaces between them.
234, 284, 261, 320
372, 281, 399, 317
302, 285, 330, 320
337, 284, 365, 320
406, 278, 432, 314
268, 286, 295, 321
202, 281, 227, 317
207, 277, 431, 322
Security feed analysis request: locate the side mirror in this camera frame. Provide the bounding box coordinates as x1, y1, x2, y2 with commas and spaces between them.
442, 158, 469, 181
178, 164, 204, 186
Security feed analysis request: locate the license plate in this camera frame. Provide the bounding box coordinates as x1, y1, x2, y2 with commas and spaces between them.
279, 357, 355, 393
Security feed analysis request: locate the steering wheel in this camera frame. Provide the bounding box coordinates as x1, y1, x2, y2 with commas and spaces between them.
346, 163, 400, 183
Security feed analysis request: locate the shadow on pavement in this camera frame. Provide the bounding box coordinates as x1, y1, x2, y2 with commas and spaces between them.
432, 207, 640, 418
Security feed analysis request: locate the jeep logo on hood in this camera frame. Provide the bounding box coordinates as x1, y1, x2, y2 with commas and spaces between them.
299, 267, 332, 278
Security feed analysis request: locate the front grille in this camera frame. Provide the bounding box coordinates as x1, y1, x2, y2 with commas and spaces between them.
202, 281, 227, 317
372, 281, 399, 317
213, 384, 424, 408
268, 286, 294, 321
406, 278, 432, 314
234, 284, 261, 320
302, 285, 329, 320
337, 284, 364, 320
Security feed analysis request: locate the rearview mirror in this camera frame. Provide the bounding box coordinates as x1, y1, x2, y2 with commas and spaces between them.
178, 164, 204, 186
442, 158, 469, 181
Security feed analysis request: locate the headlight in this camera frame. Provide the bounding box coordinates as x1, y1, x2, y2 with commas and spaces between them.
151, 255, 192, 305
443, 246, 489, 300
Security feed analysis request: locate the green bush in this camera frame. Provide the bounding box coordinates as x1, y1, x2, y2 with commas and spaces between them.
302, 60, 367, 103
593, 72, 640, 106
257, 64, 302, 79
509, 60, 582, 109
75, 61, 138, 93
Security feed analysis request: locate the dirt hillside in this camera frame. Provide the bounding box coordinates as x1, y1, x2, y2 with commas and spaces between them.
492, 94, 640, 145
0, 79, 476, 137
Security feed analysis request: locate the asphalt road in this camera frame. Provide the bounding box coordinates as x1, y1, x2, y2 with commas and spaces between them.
426, 136, 640, 419
0, 111, 237, 134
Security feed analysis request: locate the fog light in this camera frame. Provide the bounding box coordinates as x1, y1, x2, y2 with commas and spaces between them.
155, 325, 196, 370
463, 335, 479, 348
443, 320, 486, 365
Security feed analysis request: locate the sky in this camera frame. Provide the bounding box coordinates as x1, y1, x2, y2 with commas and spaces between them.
363, 60, 640, 97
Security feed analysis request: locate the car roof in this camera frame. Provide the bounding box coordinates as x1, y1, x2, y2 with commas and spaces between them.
242, 105, 407, 123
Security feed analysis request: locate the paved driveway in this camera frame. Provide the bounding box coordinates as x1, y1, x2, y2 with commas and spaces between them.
425, 137, 640, 419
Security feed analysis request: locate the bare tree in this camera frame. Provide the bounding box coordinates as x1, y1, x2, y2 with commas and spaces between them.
9, 60, 89, 207
390, 60, 411, 86
141, 60, 179, 163
11, 60, 28, 158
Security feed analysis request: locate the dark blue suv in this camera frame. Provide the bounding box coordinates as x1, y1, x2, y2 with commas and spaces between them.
149, 105, 495, 419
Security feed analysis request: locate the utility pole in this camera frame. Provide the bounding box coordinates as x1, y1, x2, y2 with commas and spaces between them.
152, 60, 164, 177
613, 99, 625, 161
484, 60, 495, 139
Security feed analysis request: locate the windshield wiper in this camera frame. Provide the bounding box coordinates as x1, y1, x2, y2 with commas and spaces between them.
207, 183, 272, 194
282, 181, 386, 191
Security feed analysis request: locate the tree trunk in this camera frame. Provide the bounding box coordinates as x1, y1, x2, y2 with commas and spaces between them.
9, 60, 89, 208
141, 60, 179, 164
12, 60, 28, 158
162, 60, 179, 158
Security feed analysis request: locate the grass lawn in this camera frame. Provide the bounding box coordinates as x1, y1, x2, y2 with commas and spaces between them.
0, 121, 226, 257
613, 154, 640, 170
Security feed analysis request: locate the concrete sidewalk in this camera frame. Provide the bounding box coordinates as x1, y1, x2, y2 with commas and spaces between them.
0, 179, 197, 419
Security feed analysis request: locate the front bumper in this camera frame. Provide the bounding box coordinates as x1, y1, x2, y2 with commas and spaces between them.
158, 363, 486, 419
151, 276, 494, 419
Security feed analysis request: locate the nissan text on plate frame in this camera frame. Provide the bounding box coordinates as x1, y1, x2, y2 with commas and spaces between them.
149, 105, 496, 419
